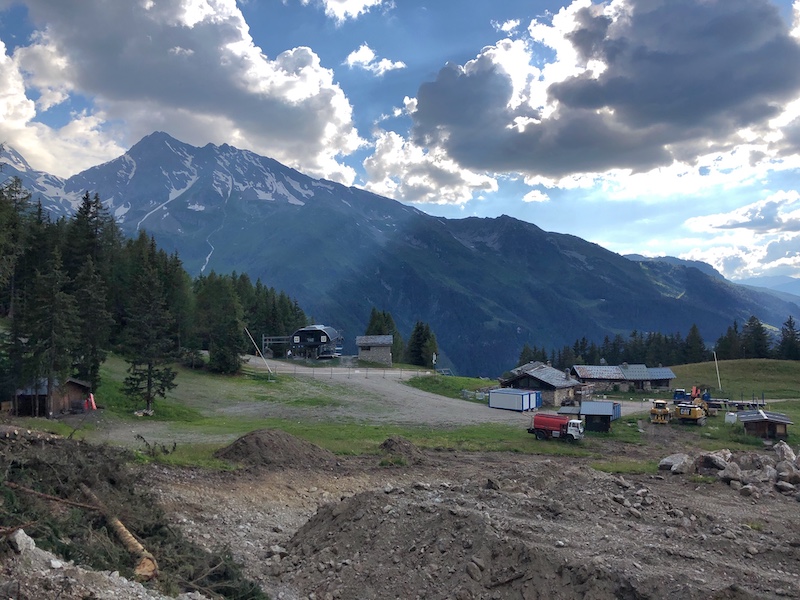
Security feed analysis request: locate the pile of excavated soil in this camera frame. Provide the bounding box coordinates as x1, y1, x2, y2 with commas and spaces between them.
214, 428, 337, 469
264, 455, 800, 600
379, 436, 426, 464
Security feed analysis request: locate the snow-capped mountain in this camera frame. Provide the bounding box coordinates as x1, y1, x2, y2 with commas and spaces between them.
2, 134, 798, 376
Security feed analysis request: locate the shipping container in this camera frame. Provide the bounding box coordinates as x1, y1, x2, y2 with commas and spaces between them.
488, 388, 535, 411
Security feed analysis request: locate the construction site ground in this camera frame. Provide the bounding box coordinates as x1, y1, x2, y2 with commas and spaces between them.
2, 358, 799, 600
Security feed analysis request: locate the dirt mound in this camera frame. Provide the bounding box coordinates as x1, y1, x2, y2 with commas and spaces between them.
267, 459, 800, 600
214, 429, 337, 469
379, 436, 426, 464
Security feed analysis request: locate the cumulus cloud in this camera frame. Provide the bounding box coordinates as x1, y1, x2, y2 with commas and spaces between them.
0, 0, 363, 181
522, 189, 549, 203
299, 0, 389, 23
686, 191, 800, 234
363, 130, 497, 205
403, 0, 800, 182
344, 44, 405, 76
681, 191, 800, 278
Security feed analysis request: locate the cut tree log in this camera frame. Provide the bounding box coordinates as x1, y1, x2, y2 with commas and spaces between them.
79, 483, 158, 581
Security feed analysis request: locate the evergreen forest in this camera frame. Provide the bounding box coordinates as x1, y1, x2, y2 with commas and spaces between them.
0, 180, 308, 415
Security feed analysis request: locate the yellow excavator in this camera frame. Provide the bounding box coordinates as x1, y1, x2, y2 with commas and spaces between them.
649, 399, 672, 424
672, 387, 710, 425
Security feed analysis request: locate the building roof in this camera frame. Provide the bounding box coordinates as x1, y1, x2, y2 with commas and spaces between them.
292, 324, 341, 341
572, 364, 675, 382
647, 367, 677, 380
736, 410, 793, 425
572, 365, 625, 380
618, 363, 651, 380
355, 335, 393, 347
16, 377, 91, 395
508, 361, 582, 389
580, 401, 619, 416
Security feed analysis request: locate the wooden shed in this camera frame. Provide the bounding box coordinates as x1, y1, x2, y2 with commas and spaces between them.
736, 410, 792, 440
14, 377, 92, 417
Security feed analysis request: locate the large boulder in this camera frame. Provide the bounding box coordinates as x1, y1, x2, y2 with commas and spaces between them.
774, 440, 797, 464
718, 462, 743, 483
659, 453, 694, 474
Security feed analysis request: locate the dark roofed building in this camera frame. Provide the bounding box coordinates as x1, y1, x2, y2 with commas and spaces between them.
14, 377, 92, 417
291, 325, 342, 359
571, 363, 675, 392
501, 361, 582, 407
736, 410, 792, 440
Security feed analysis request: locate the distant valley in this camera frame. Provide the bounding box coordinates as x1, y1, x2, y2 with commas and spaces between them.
3, 133, 800, 377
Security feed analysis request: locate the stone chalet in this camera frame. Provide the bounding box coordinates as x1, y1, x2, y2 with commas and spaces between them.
571, 363, 676, 393
500, 361, 582, 407
355, 335, 394, 367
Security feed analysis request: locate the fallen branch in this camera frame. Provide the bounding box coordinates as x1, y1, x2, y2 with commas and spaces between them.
79, 483, 159, 581
3, 481, 98, 511
0, 521, 37, 538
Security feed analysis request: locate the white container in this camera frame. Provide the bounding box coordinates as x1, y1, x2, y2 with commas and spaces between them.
488, 388, 530, 411
725, 412, 738, 424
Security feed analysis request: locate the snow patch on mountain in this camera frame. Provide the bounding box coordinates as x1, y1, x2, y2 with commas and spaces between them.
0, 146, 31, 172
286, 176, 313, 199
118, 155, 136, 182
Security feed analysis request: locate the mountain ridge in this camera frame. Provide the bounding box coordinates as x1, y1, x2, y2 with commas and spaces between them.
2, 134, 799, 376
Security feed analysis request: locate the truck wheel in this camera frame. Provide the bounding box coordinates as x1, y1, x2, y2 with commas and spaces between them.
535, 430, 546, 441
566, 434, 575, 443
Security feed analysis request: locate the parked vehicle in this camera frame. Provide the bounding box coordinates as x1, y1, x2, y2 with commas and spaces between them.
673, 403, 708, 426
650, 399, 672, 424
527, 413, 584, 442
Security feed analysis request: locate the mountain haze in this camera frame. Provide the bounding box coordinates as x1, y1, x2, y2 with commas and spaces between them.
3, 133, 799, 376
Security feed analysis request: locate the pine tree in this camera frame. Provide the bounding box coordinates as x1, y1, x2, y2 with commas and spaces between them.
364, 307, 404, 361
72, 258, 114, 390
741, 315, 771, 359
517, 343, 536, 366
683, 324, 708, 364
195, 273, 245, 374
121, 261, 177, 413
26, 248, 80, 416
405, 321, 438, 367
776, 316, 800, 360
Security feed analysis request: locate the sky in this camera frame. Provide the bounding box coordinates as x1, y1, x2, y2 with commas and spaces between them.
2, 0, 800, 282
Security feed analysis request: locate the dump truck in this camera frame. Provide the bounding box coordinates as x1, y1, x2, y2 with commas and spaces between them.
650, 399, 672, 424
528, 413, 584, 442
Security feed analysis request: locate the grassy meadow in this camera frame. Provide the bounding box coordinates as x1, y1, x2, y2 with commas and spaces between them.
13, 355, 800, 470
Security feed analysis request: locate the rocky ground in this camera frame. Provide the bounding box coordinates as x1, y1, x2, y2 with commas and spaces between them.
1, 364, 800, 599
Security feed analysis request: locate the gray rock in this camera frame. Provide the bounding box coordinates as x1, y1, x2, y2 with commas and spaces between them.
466, 561, 482, 581
718, 462, 742, 483
9, 529, 35, 554
659, 453, 692, 473
775, 481, 796, 494
699, 452, 729, 470
774, 440, 797, 464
